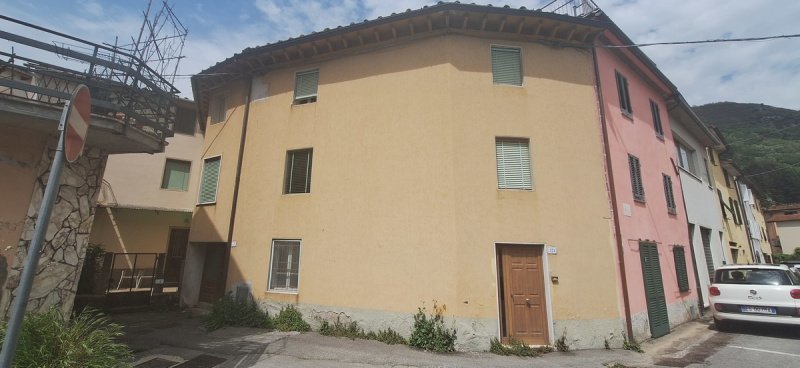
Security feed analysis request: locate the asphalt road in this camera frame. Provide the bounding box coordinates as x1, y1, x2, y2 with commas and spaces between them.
683, 322, 800, 368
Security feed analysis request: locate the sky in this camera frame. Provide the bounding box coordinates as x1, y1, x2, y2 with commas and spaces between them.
3, 0, 799, 109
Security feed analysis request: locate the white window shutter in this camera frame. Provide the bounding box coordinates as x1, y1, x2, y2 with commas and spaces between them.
496, 139, 532, 190
491, 46, 522, 86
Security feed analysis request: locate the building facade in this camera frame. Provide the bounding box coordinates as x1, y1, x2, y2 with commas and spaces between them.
765, 203, 800, 255
668, 103, 726, 307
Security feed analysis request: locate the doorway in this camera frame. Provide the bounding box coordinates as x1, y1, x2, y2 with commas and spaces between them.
199, 244, 227, 303
639, 241, 670, 338
496, 244, 549, 345
164, 228, 189, 286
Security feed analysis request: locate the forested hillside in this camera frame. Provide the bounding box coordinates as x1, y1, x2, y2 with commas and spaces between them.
694, 102, 800, 205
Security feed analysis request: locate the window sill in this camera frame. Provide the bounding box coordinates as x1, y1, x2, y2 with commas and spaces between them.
161, 188, 189, 192
196, 201, 217, 206
293, 96, 317, 105
282, 192, 311, 196
633, 198, 646, 204
677, 166, 703, 183
621, 110, 633, 121
656, 134, 665, 142
266, 290, 298, 295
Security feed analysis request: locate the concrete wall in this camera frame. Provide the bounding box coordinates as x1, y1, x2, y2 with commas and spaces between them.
776, 220, 800, 254
89, 207, 191, 254
189, 34, 624, 350
98, 127, 204, 212
0, 126, 47, 308
595, 42, 699, 340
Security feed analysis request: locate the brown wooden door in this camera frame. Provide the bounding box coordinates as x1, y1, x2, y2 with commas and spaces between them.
499, 244, 549, 345
164, 228, 189, 285
199, 245, 227, 303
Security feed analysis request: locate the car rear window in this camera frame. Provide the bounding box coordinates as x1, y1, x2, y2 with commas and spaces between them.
714, 268, 793, 285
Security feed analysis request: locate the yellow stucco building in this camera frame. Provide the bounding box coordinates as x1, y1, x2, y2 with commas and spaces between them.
182, 4, 629, 350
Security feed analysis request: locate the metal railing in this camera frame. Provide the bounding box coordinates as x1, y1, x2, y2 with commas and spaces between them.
538, 0, 600, 17
0, 15, 176, 141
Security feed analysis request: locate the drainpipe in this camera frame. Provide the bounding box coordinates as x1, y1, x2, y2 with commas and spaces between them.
224, 77, 254, 290
591, 39, 634, 340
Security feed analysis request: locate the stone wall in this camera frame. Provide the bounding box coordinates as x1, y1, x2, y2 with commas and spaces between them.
0, 142, 107, 317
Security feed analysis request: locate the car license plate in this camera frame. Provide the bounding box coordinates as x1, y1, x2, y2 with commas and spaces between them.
740, 306, 776, 314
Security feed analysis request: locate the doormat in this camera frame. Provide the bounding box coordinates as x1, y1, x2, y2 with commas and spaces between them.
136, 357, 179, 368
172, 354, 227, 368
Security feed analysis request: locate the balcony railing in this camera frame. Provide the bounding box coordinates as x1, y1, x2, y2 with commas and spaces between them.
0, 15, 176, 141
538, 0, 600, 17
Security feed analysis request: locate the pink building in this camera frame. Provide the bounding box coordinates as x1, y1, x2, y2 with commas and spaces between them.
593, 25, 700, 340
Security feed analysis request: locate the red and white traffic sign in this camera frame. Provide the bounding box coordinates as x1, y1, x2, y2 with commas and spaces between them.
64, 85, 91, 163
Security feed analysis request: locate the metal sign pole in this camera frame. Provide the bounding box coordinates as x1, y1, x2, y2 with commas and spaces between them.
0, 101, 71, 368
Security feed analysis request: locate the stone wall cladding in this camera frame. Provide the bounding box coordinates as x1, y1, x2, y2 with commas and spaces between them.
0, 142, 107, 317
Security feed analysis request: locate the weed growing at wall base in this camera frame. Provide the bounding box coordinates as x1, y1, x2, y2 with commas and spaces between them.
203, 294, 271, 331
319, 317, 407, 345
273, 305, 311, 332
0, 307, 133, 368
408, 302, 457, 353
489, 337, 552, 357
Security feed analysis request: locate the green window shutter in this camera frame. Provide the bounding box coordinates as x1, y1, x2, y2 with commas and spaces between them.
673, 246, 690, 292
650, 100, 663, 136
294, 69, 319, 102
491, 46, 522, 86
700, 228, 715, 280
639, 242, 670, 338
616, 71, 632, 114
198, 157, 221, 204
496, 138, 532, 190
284, 149, 313, 194
161, 159, 191, 191
663, 174, 676, 214
629, 154, 645, 201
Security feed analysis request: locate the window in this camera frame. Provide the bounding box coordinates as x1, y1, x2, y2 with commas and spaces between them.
708, 148, 717, 165
161, 159, 191, 191
210, 94, 226, 124
198, 156, 221, 204
673, 246, 690, 292
628, 154, 645, 201
718, 190, 729, 219
703, 158, 713, 185
293, 69, 319, 104
175, 105, 196, 135
650, 100, 664, 137
615, 70, 632, 116
733, 199, 743, 225
491, 46, 522, 86
663, 174, 677, 214
723, 169, 732, 188
268, 240, 301, 292
496, 138, 532, 190
284, 149, 313, 194
675, 141, 696, 175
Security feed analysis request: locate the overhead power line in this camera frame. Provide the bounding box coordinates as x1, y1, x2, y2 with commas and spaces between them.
744, 160, 800, 178
602, 33, 800, 48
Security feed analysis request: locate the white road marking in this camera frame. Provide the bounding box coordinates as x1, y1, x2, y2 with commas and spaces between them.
728, 345, 800, 357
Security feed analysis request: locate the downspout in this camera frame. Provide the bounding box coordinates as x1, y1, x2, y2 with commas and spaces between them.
224, 77, 253, 289
591, 38, 634, 340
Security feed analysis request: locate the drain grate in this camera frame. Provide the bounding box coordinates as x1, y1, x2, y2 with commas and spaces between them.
172, 354, 227, 368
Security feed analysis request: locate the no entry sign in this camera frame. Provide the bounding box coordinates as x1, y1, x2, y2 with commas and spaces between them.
64, 85, 91, 163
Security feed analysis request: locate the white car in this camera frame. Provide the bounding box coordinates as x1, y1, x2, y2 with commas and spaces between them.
709, 264, 800, 330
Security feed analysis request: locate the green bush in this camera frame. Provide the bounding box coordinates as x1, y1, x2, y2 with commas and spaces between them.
0, 307, 132, 368
273, 305, 310, 332
408, 302, 457, 353
319, 318, 407, 345
203, 294, 271, 331
622, 334, 643, 353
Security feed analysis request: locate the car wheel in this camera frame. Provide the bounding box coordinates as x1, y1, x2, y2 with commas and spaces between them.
714, 317, 731, 332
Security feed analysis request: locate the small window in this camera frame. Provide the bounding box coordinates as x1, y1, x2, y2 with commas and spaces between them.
294, 69, 319, 104
496, 138, 532, 190
650, 100, 664, 137
663, 174, 677, 214
198, 156, 221, 204
675, 141, 696, 175
252, 76, 269, 101
210, 95, 226, 124
268, 239, 301, 292
284, 149, 313, 194
175, 105, 197, 135
733, 199, 743, 225
491, 46, 522, 86
615, 70, 632, 116
708, 148, 717, 165
161, 159, 191, 191
723, 169, 732, 188
628, 154, 645, 201
673, 246, 690, 291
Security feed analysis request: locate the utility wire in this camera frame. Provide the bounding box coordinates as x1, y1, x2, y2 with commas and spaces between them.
744, 160, 800, 178
601, 33, 800, 48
